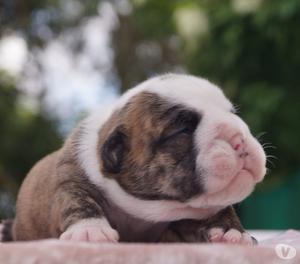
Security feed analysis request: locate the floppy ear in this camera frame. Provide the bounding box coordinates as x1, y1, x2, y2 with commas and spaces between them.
101, 125, 129, 174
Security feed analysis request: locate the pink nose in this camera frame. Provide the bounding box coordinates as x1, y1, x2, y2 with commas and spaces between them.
217, 123, 246, 155
229, 134, 246, 156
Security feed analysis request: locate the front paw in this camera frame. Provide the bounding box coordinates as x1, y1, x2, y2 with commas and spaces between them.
60, 218, 119, 243
208, 227, 256, 245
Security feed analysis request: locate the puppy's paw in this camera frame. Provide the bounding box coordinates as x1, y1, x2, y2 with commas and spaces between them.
60, 218, 119, 243
208, 227, 255, 245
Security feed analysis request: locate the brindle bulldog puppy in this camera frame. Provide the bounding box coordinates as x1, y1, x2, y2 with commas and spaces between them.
1, 74, 266, 244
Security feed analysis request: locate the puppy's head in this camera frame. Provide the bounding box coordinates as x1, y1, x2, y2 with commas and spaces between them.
95, 74, 266, 216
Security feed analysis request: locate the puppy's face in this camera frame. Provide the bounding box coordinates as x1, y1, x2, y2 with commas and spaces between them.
98, 74, 266, 208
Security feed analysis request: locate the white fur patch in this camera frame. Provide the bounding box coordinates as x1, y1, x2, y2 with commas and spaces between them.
77, 107, 113, 187
60, 218, 119, 242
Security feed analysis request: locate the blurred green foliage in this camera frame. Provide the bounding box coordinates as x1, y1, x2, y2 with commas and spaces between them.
0, 0, 300, 228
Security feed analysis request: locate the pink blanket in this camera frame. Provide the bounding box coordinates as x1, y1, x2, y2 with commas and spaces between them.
1, 229, 299, 264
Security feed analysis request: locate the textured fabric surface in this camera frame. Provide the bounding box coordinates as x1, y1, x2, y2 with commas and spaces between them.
0, 228, 299, 264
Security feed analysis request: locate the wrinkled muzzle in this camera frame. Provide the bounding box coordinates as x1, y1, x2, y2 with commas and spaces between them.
189, 113, 266, 207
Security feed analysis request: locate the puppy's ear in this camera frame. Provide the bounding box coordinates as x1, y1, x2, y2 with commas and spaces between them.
101, 125, 129, 174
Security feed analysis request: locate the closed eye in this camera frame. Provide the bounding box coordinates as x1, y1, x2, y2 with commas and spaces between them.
160, 126, 194, 143
158, 109, 200, 143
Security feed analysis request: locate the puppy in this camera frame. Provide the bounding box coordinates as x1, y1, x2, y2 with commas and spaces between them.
1, 74, 266, 244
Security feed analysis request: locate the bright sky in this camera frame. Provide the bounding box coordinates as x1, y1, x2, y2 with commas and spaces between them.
0, 35, 27, 76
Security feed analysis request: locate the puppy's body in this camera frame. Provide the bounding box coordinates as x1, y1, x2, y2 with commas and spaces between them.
1, 74, 266, 243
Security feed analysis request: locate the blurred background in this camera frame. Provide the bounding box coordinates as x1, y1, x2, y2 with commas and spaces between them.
0, 0, 300, 230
